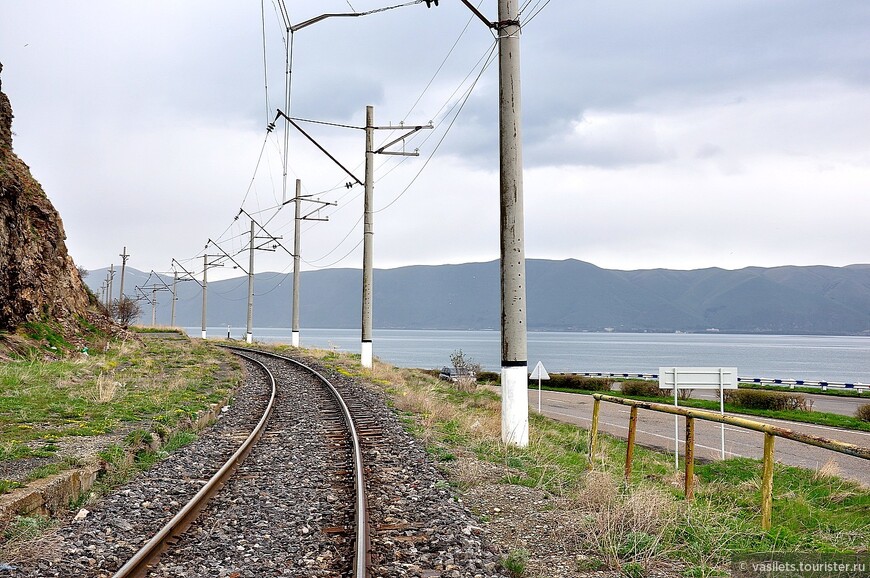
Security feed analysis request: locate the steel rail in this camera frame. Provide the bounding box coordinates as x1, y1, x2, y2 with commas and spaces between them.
112, 351, 277, 578
222, 346, 372, 578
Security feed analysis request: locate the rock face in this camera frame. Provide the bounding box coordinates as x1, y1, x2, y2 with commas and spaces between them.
0, 62, 90, 331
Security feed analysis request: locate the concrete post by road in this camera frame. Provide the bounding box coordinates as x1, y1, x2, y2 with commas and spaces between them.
498, 0, 529, 447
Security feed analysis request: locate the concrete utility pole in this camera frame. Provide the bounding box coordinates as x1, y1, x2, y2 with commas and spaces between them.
202, 255, 208, 338
107, 264, 115, 305
273, 107, 429, 366
285, 179, 332, 348
172, 258, 203, 332
118, 247, 129, 301
246, 220, 256, 344
497, 0, 529, 447
359, 106, 433, 368
361, 106, 376, 368
291, 179, 302, 347
450, 0, 529, 445
198, 255, 229, 339
170, 270, 178, 327
151, 287, 158, 326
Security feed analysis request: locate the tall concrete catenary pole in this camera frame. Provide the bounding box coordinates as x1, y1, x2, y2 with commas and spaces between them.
361, 105, 375, 368
201, 254, 208, 339
246, 220, 255, 344
498, 0, 529, 447
291, 179, 302, 347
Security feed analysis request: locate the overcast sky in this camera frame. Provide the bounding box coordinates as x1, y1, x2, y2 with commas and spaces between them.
2, 1, 869, 281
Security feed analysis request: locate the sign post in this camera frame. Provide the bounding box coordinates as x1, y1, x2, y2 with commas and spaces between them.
659, 367, 738, 467
530, 361, 550, 413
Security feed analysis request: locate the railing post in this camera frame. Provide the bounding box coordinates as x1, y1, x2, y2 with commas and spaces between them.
625, 405, 638, 481
588, 397, 601, 468
761, 432, 775, 530
684, 416, 695, 500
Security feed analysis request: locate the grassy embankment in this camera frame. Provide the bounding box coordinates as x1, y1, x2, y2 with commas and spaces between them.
273, 346, 870, 578
0, 326, 241, 497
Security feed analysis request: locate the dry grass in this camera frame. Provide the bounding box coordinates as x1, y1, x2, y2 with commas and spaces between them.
94, 373, 119, 402
813, 459, 843, 481
573, 482, 676, 567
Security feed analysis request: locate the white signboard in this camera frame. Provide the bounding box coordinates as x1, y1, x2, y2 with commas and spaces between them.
658, 367, 737, 463
658, 367, 738, 390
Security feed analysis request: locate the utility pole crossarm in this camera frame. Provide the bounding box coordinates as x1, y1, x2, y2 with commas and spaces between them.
285, 194, 336, 222
374, 124, 433, 155
290, 12, 362, 33
459, 0, 497, 28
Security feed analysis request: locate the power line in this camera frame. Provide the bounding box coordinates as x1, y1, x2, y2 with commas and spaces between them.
375, 41, 498, 214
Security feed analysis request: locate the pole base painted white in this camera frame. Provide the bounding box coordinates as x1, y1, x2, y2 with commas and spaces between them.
361, 341, 373, 369
201, 330, 207, 339
291, 331, 300, 347
246, 332, 253, 344
501, 365, 529, 447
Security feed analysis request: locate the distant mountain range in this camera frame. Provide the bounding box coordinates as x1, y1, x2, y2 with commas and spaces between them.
85, 259, 870, 336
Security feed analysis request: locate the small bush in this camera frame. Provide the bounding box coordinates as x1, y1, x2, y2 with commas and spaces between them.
549, 374, 613, 392
856, 404, 870, 422
620, 380, 667, 398
502, 548, 529, 577
476, 371, 500, 384
724, 389, 808, 411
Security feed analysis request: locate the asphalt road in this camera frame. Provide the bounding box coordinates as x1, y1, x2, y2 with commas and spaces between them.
525, 388, 870, 486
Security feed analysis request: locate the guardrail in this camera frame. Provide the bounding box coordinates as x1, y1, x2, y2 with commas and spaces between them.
587, 393, 870, 530
570, 371, 869, 393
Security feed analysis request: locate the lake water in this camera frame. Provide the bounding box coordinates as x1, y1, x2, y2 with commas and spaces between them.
188, 327, 870, 384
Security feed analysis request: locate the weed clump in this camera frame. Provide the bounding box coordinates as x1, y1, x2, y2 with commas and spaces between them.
856, 404, 870, 422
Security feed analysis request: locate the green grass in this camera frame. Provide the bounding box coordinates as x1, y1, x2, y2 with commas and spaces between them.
502, 548, 530, 577
0, 336, 240, 503
0, 338, 240, 459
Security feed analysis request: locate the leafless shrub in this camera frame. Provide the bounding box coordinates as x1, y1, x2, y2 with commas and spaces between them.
110, 297, 142, 326
572, 475, 676, 568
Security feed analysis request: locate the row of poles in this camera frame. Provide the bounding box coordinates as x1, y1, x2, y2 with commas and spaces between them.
106, 1, 531, 448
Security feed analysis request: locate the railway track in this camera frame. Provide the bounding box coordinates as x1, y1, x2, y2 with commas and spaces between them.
10, 346, 506, 578
111, 346, 371, 578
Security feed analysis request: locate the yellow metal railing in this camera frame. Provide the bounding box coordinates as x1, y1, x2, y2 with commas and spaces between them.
587, 394, 870, 529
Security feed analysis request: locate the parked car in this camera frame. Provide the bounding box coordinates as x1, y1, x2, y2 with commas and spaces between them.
439, 366, 476, 383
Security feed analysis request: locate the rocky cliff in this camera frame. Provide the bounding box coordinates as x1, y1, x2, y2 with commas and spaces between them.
0, 62, 91, 333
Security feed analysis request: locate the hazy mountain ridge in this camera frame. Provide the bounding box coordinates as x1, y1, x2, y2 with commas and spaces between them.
87, 259, 870, 335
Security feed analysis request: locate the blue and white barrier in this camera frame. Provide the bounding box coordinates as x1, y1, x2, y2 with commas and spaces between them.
569, 372, 868, 393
